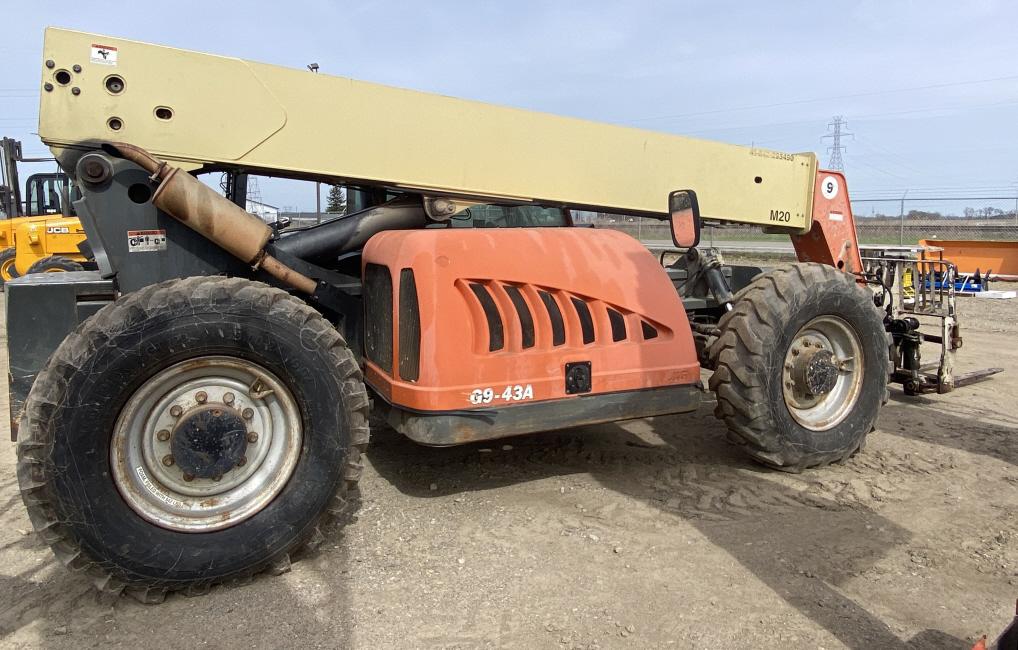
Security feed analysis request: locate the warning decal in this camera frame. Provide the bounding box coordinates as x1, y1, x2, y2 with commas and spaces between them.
127, 230, 166, 252
90, 43, 118, 66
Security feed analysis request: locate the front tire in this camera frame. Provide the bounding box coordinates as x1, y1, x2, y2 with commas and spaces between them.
708, 263, 889, 471
0, 247, 19, 284
17, 276, 369, 601
26, 255, 84, 274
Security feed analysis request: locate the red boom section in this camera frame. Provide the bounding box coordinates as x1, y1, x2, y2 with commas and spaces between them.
362, 228, 701, 412
792, 169, 864, 274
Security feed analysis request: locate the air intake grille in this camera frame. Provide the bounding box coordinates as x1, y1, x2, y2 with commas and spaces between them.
641, 321, 659, 340
398, 268, 421, 381
363, 263, 393, 373
570, 297, 595, 344
463, 281, 666, 352
607, 308, 627, 342
504, 285, 535, 349
469, 283, 504, 351
539, 290, 566, 346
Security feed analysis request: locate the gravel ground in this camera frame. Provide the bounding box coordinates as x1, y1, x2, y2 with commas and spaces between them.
0, 281, 1016, 649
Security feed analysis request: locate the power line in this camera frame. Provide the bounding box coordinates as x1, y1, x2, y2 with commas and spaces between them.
851, 135, 927, 177
854, 189, 1018, 200
669, 98, 1018, 140
856, 184, 1018, 193
851, 158, 907, 180
621, 74, 1018, 125
852, 196, 1018, 202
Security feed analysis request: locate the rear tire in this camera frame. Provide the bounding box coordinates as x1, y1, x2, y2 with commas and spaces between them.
707, 263, 889, 471
26, 255, 84, 274
0, 247, 19, 284
17, 276, 370, 601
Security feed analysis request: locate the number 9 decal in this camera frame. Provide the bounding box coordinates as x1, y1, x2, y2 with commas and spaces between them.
820, 175, 839, 200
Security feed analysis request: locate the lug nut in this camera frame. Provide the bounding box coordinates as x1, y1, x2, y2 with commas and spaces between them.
170, 405, 183, 418
213, 474, 222, 482
156, 429, 170, 442
785, 382, 794, 389
211, 408, 222, 417
247, 431, 259, 443
791, 349, 800, 356
785, 363, 793, 371
237, 456, 247, 467
162, 454, 175, 467
223, 392, 235, 405
182, 473, 195, 482
242, 408, 254, 420
195, 391, 208, 404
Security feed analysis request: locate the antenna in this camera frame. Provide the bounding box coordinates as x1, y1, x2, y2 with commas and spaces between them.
822, 115, 854, 171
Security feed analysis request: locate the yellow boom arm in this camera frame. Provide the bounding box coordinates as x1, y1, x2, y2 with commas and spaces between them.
38, 27, 816, 230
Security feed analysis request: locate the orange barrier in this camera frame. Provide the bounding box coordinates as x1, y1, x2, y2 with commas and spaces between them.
919, 239, 1018, 276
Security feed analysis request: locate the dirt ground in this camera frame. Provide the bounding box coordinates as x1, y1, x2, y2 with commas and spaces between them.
0, 281, 1016, 649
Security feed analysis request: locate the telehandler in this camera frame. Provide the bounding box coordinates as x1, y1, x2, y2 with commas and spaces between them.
0, 137, 90, 283
9, 28, 998, 602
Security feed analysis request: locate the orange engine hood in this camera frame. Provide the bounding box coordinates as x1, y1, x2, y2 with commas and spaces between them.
361, 227, 700, 412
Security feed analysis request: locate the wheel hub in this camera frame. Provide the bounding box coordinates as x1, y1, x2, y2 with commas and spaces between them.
171, 404, 249, 479
781, 317, 864, 431
111, 357, 303, 532
791, 347, 839, 397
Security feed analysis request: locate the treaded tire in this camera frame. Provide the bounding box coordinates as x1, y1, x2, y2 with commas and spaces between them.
0, 246, 19, 284
25, 255, 84, 274
16, 276, 370, 602
707, 263, 889, 472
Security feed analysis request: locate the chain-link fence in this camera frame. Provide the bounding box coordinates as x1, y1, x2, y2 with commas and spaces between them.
851, 197, 1018, 244
278, 197, 1018, 247
585, 195, 1018, 247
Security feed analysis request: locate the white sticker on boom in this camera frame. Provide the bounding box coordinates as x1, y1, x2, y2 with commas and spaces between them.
90, 43, 118, 66
828, 212, 844, 222
820, 175, 839, 200
127, 229, 166, 252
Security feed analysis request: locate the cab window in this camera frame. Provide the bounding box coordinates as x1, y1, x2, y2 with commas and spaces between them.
445, 204, 569, 228
24, 174, 79, 217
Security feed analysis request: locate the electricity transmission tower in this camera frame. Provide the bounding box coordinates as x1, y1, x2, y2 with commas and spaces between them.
822, 116, 853, 171
246, 176, 263, 209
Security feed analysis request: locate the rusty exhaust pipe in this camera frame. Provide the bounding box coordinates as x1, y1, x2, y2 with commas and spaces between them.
103, 142, 317, 295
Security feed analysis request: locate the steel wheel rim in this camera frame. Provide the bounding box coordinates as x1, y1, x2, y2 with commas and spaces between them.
111, 356, 302, 532
781, 315, 864, 431
0, 257, 15, 280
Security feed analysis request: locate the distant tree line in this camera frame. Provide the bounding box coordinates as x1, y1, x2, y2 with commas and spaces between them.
861, 208, 1017, 220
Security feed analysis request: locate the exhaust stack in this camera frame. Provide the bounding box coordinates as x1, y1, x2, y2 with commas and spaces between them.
103, 142, 316, 294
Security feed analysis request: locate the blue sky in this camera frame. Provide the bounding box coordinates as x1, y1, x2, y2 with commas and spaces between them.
2, 0, 1016, 211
